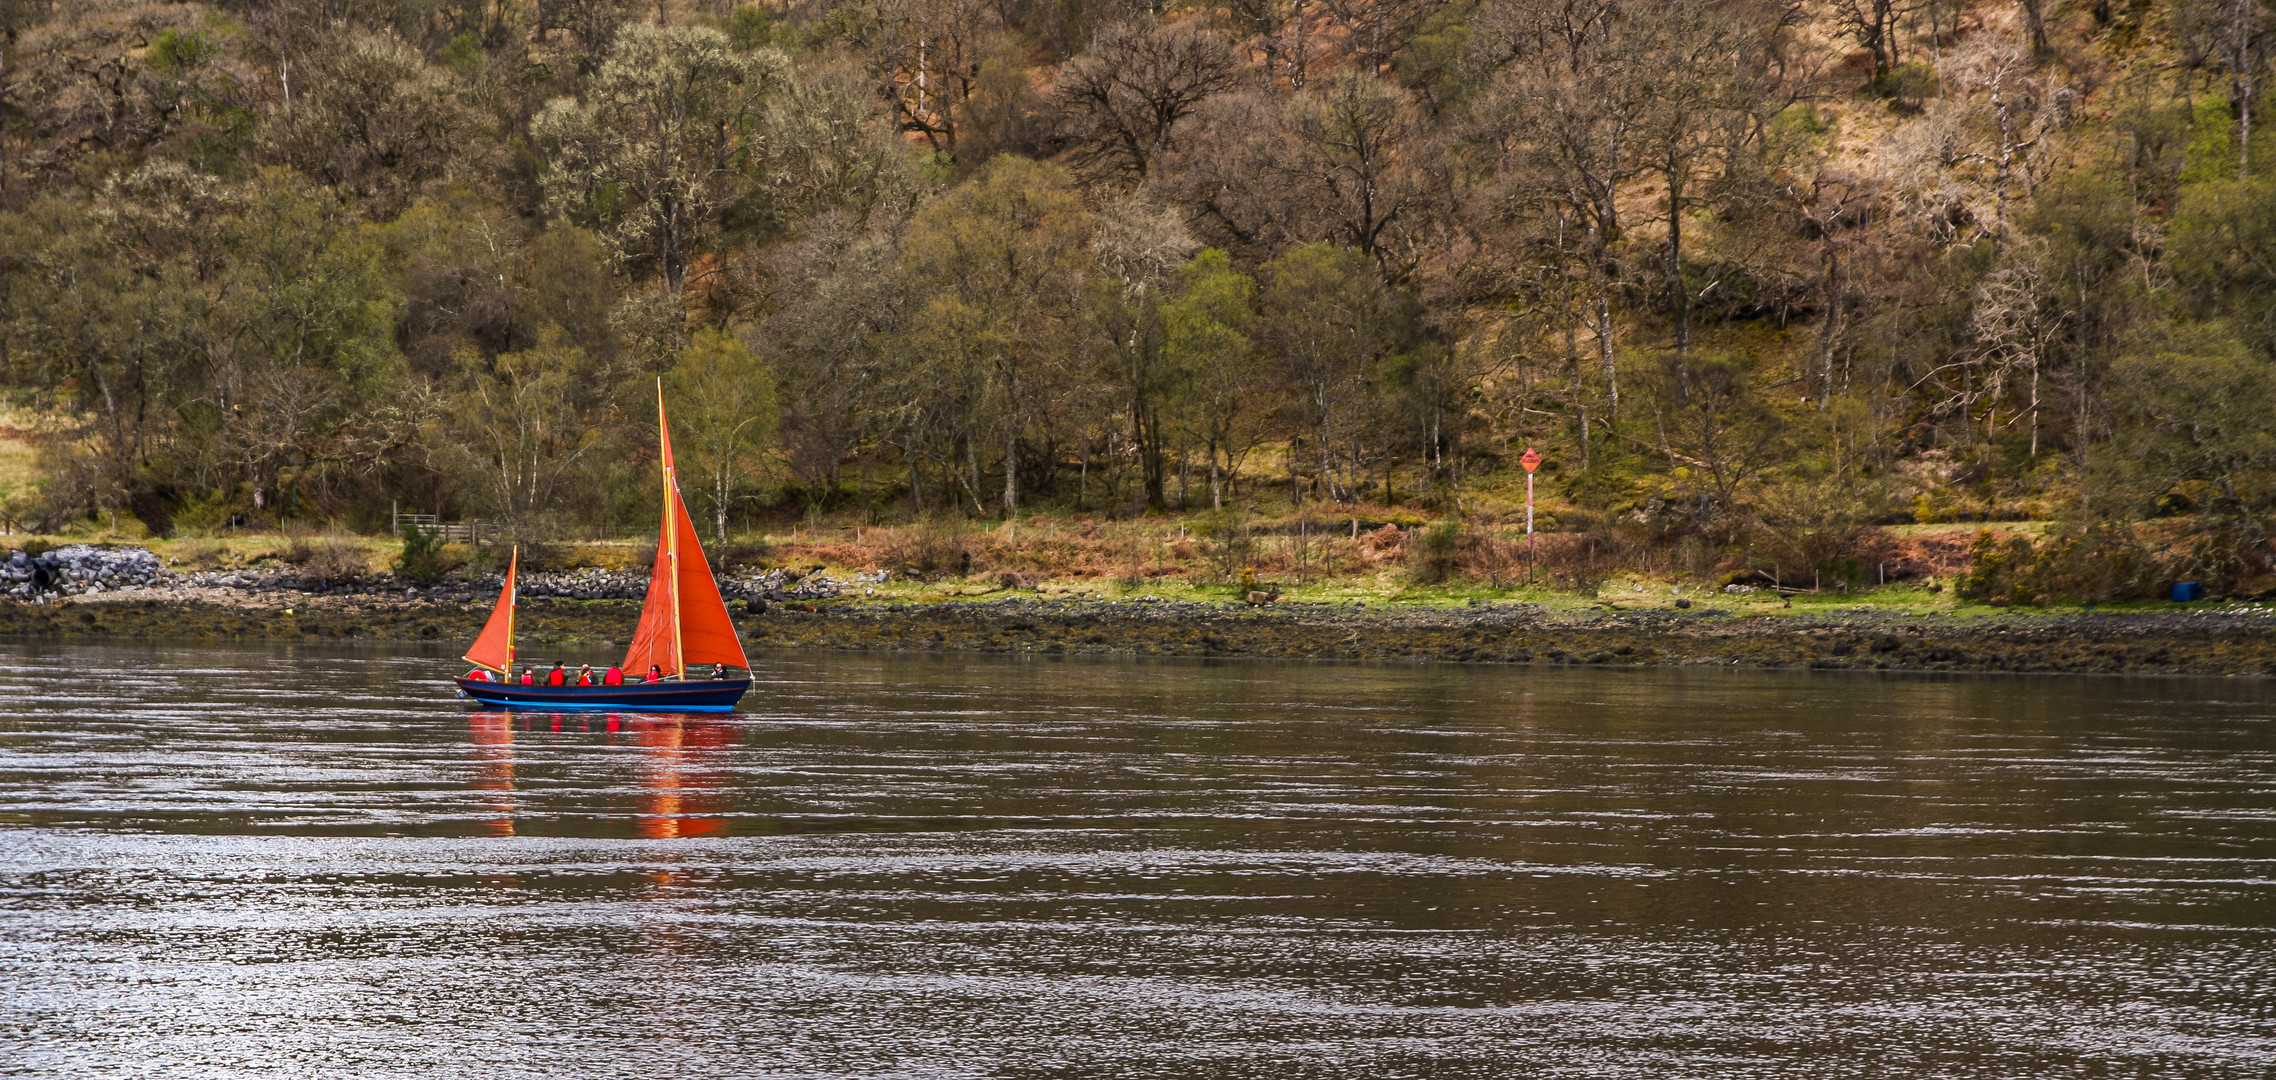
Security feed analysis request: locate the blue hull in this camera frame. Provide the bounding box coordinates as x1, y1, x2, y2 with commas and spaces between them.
455, 677, 750, 713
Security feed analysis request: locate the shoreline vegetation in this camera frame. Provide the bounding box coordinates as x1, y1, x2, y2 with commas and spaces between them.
3, 525, 2271, 677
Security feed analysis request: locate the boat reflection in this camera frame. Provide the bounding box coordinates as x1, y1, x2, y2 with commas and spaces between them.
466, 710, 516, 836
464, 711, 735, 838
627, 715, 736, 838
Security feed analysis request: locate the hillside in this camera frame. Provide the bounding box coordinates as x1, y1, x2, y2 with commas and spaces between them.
3, 0, 2274, 602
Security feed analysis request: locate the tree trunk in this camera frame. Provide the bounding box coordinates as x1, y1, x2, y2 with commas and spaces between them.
1288, 435, 1302, 508
1138, 403, 1166, 510
1002, 429, 1017, 516
1209, 439, 1223, 510
714, 471, 728, 544
1667, 156, 1689, 356
966, 438, 984, 515
1819, 242, 1841, 408
1596, 294, 1618, 426
2236, 0, 2257, 178
2020, 0, 2050, 55
2029, 358, 2040, 457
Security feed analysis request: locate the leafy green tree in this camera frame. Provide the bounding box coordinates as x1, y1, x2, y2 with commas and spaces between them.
2171, 173, 2276, 355
270, 28, 475, 216
1259, 243, 1402, 505
1163, 248, 1265, 510
901, 156, 1092, 515
0, 180, 209, 524
426, 326, 611, 536
218, 169, 405, 516
2096, 322, 2276, 518
1087, 197, 1197, 510
533, 24, 789, 292
667, 328, 778, 542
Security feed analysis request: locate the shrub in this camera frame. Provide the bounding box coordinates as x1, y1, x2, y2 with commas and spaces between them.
882, 519, 970, 580
170, 490, 242, 536
1957, 525, 2168, 605
1814, 555, 1868, 589
1408, 519, 1460, 584
288, 538, 372, 584
394, 524, 453, 584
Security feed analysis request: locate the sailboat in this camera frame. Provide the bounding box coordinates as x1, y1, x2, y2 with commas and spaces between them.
452, 383, 752, 713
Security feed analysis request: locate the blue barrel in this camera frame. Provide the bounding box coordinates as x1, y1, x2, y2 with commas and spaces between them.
2171, 581, 2205, 602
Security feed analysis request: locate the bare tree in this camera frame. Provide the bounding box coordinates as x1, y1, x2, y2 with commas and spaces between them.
1830, 0, 1920, 85
1882, 33, 2069, 245
1636, 0, 1800, 356
1057, 20, 1243, 184
1970, 238, 2071, 457
1472, 0, 1652, 424
533, 0, 639, 78
1280, 68, 1430, 273
815, 0, 1005, 158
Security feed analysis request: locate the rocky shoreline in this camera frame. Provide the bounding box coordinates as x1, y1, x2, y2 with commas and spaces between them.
6, 588, 2274, 677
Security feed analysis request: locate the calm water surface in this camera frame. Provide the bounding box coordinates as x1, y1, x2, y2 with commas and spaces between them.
1, 642, 2272, 1077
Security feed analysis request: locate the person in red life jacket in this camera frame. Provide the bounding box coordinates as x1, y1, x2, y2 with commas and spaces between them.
519, 667, 535, 685
547, 662, 566, 686
465, 669, 491, 682
647, 664, 665, 683
603, 666, 624, 686
576, 664, 594, 686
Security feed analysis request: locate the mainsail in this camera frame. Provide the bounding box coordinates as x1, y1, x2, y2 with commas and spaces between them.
621, 383, 751, 678
464, 546, 519, 673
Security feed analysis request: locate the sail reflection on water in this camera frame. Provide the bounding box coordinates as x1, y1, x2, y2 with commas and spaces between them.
630, 716, 735, 838
466, 710, 516, 836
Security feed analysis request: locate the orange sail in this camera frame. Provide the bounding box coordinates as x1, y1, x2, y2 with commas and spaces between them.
464, 546, 519, 673
622, 384, 750, 678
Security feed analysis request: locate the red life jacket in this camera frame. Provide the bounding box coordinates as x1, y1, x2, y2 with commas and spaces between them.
603, 667, 624, 686
465, 669, 490, 682
520, 671, 534, 685
548, 668, 565, 686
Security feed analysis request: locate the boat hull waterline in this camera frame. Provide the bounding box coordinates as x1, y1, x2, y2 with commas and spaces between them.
455, 677, 750, 713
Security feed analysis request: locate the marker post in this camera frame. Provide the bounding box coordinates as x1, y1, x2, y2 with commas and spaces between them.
1519, 448, 1542, 542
